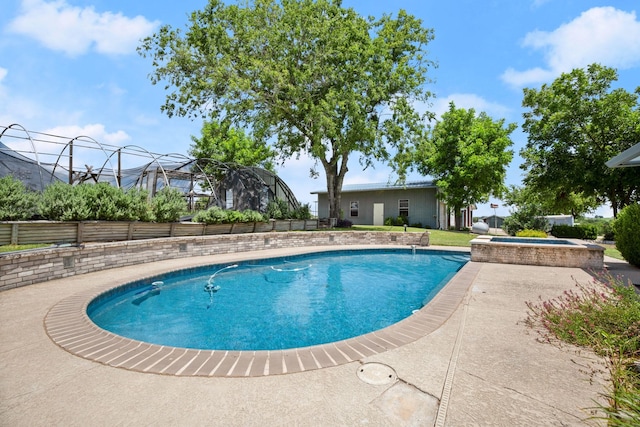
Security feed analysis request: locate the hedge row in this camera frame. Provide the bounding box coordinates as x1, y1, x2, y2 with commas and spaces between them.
613, 204, 640, 267
0, 175, 311, 224
0, 177, 186, 223
550, 224, 598, 240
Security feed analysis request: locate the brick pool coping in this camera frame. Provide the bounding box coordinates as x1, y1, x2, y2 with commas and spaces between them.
44, 248, 480, 377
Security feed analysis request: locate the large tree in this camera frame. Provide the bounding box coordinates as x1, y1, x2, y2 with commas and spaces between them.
414, 102, 515, 229
138, 0, 435, 218
521, 64, 640, 217
190, 120, 277, 172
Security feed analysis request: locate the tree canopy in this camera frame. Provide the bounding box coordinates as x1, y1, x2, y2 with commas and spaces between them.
414, 102, 515, 229
138, 0, 435, 217
503, 184, 599, 218
189, 120, 277, 173
521, 63, 640, 217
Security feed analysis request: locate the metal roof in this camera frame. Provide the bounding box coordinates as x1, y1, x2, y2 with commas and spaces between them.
606, 142, 640, 168
311, 180, 436, 194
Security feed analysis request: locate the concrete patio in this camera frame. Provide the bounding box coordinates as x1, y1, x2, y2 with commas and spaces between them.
2, 245, 636, 426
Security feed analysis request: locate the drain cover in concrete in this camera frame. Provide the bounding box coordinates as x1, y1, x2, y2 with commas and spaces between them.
356, 362, 397, 385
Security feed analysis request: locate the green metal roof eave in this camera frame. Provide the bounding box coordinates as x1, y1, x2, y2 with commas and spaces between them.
311, 181, 437, 194
606, 142, 640, 168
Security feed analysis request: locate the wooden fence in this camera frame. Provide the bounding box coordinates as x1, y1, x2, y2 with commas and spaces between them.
0, 219, 319, 245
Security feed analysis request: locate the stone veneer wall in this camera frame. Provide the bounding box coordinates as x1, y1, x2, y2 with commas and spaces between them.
0, 231, 430, 291
470, 239, 603, 270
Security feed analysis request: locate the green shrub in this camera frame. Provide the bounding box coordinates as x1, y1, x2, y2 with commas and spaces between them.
241, 209, 267, 222
192, 206, 227, 224
551, 224, 597, 240
125, 188, 152, 222
223, 209, 244, 223
40, 182, 90, 221
579, 224, 598, 240
502, 206, 548, 235
384, 216, 408, 226
336, 218, 353, 228
79, 182, 138, 221
524, 272, 640, 424
578, 217, 616, 239
151, 187, 187, 222
291, 203, 311, 220
40, 183, 147, 221
601, 221, 615, 241
193, 207, 268, 224
265, 199, 308, 220
41, 183, 155, 221
613, 204, 640, 267
516, 229, 547, 238
266, 199, 290, 219
551, 224, 574, 238
0, 175, 39, 220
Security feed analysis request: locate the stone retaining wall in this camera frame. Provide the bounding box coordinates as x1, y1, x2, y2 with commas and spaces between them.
0, 231, 430, 291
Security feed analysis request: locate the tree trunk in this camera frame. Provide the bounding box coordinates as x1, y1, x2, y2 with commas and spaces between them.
609, 190, 618, 218
322, 151, 349, 220
454, 205, 462, 230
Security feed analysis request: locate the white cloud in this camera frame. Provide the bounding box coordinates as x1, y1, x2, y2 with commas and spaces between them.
502, 7, 640, 87
0, 67, 7, 102
0, 67, 45, 124
432, 94, 511, 119
0, 123, 130, 172
500, 67, 555, 88
7, 0, 159, 56
44, 124, 130, 145
531, 0, 552, 8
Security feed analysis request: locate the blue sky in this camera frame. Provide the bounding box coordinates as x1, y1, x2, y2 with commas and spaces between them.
1, 0, 639, 217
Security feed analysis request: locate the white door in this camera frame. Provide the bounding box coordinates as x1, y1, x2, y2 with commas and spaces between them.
373, 203, 384, 226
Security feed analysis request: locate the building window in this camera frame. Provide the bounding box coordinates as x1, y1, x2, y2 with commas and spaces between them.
350, 201, 359, 217
399, 199, 409, 217
225, 189, 233, 209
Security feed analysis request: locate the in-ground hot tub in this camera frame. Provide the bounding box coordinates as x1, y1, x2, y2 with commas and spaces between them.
470, 235, 604, 269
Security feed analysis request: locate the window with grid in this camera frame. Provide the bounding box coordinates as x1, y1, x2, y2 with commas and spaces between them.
225, 189, 234, 209
399, 199, 409, 217
350, 201, 359, 217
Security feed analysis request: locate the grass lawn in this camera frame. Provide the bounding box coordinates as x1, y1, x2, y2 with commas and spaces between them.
350, 225, 476, 247
0, 244, 50, 253
599, 243, 624, 260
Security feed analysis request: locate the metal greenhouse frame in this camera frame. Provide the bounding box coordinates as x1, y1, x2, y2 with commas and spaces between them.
0, 124, 300, 213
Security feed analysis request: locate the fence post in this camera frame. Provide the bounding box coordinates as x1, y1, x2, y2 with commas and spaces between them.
11, 223, 19, 245
77, 221, 84, 243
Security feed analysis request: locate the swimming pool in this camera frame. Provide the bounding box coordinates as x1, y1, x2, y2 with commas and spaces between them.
489, 237, 576, 245
87, 249, 469, 351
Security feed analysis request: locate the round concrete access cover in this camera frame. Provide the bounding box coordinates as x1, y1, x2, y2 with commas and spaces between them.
356, 362, 397, 385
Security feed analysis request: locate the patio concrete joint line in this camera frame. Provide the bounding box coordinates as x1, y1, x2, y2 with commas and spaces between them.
434, 265, 478, 427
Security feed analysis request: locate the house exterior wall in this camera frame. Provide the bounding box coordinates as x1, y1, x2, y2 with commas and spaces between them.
481, 215, 505, 228
544, 215, 574, 227
316, 187, 440, 229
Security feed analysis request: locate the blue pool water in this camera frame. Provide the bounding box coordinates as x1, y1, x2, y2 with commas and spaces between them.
88, 249, 469, 351
491, 237, 576, 245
